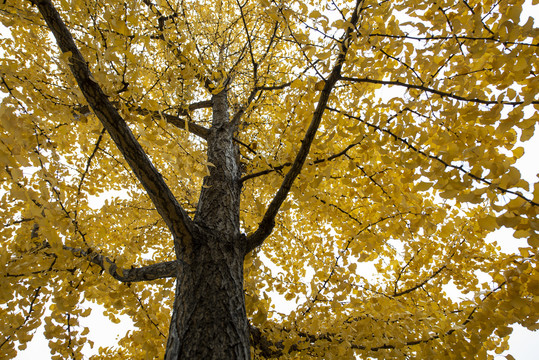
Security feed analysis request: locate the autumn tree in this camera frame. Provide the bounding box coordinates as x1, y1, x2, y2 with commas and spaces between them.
1, 0, 538, 358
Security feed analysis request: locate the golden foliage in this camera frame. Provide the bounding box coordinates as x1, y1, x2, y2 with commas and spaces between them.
0, 0, 538, 358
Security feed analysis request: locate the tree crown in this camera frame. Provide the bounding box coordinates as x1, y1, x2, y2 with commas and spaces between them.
1, 0, 538, 358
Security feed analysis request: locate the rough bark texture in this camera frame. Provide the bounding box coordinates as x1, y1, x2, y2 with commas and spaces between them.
165, 91, 250, 359
165, 230, 249, 359
195, 91, 242, 238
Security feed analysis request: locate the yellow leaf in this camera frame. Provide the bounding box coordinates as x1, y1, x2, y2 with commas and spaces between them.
310, 10, 326, 21
315, 51, 332, 60
59, 51, 73, 64
414, 181, 432, 192
512, 147, 524, 159
478, 215, 498, 231
314, 80, 325, 91
521, 125, 535, 141
528, 234, 539, 248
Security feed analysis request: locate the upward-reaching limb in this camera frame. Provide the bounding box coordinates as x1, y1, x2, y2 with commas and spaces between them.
30, 0, 194, 249
244, 0, 364, 254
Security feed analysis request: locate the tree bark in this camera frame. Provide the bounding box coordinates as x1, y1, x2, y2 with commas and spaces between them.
165, 90, 250, 359
165, 230, 250, 359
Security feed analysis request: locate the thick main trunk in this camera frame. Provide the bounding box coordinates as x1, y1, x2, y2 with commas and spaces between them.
165, 90, 250, 359
164, 232, 250, 359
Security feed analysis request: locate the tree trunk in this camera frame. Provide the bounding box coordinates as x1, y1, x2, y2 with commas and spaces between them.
164, 231, 250, 359
165, 90, 250, 359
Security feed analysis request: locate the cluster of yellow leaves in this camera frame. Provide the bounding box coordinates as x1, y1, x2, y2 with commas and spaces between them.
0, 0, 538, 358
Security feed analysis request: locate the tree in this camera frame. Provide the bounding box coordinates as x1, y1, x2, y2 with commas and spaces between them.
0, 0, 538, 358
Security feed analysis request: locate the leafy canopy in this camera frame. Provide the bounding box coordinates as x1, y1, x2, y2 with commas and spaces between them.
1, 0, 539, 358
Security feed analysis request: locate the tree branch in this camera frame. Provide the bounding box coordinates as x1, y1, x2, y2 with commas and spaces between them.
75, 100, 213, 140
64, 245, 177, 282
32, 0, 194, 248
339, 76, 539, 106
0, 287, 42, 351
302, 211, 414, 316
392, 264, 448, 297
249, 320, 458, 358
368, 33, 537, 47
128, 101, 212, 140
244, 0, 363, 254
250, 307, 467, 358
326, 106, 539, 207
7, 244, 176, 284
240, 139, 364, 183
